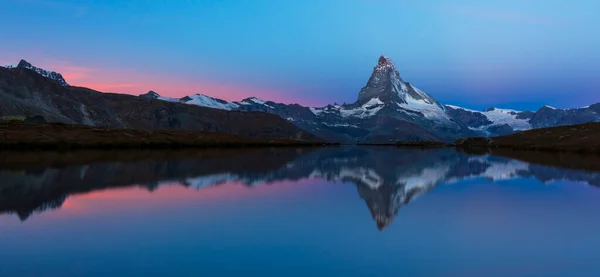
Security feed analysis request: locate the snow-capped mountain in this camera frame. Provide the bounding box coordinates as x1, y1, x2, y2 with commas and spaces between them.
143, 56, 468, 143
135, 55, 600, 142
139, 91, 241, 110
2, 60, 69, 86
356, 56, 450, 123
446, 104, 600, 136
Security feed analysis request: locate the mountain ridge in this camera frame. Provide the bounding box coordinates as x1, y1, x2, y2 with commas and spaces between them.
4, 58, 599, 143
0, 65, 321, 142
136, 53, 600, 142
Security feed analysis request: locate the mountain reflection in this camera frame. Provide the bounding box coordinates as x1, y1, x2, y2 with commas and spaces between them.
1, 147, 599, 229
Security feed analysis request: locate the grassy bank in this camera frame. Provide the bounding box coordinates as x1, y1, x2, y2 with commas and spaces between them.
0, 121, 334, 150
455, 122, 600, 154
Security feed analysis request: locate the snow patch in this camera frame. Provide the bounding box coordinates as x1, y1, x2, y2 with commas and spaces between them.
398, 94, 451, 122
339, 98, 384, 118
157, 96, 181, 103
322, 123, 359, 128
482, 108, 531, 131
309, 107, 322, 115
184, 173, 236, 189
183, 94, 239, 110
338, 167, 383, 189
399, 164, 450, 191
482, 160, 530, 181
445, 105, 479, 113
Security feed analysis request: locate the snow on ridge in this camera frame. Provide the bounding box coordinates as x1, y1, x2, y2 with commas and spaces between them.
2, 65, 16, 69
399, 164, 451, 191
309, 107, 322, 115
338, 167, 383, 189
398, 94, 451, 122
482, 160, 530, 181
240, 97, 275, 109
390, 76, 408, 94
184, 94, 239, 110
482, 108, 531, 131
488, 107, 522, 113
339, 97, 385, 118
446, 105, 532, 131
322, 122, 359, 128
408, 84, 434, 105
247, 97, 266, 105
157, 96, 181, 103
184, 173, 236, 189
445, 104, 480, 113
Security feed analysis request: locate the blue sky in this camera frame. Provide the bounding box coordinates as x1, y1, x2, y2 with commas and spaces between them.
1, 0, 598, 110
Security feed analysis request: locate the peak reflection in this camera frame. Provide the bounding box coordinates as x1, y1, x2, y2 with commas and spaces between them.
1, 147, 599, 229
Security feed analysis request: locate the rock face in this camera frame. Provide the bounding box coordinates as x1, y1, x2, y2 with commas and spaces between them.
0, 66, 321, 141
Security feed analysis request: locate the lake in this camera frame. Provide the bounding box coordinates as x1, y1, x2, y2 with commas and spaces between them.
1, 147, 600, 277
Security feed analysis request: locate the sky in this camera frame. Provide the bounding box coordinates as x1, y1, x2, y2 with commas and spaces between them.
1, 0, 599, 110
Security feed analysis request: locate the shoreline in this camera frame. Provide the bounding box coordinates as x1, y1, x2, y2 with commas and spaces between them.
0, 121, 335, 151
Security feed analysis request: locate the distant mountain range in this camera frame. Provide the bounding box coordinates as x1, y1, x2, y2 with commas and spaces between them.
141, 56, 600, 143
3, 57, 599, 143
2, 147, 599, 229
0, 61, 319, 141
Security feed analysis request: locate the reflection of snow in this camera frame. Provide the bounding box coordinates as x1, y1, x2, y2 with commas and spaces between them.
482, 160, 530, 181
338, 167, 383, 189
400, 164, 451, 191
184, 173, 236, 189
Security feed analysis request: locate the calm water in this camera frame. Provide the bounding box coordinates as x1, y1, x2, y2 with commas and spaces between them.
1, 147, 600, 277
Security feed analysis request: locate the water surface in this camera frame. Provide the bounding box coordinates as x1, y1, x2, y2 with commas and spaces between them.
1, 147, 600, 277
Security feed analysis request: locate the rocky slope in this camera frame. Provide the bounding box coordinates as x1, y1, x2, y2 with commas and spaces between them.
0, 64, 320, 141
3, 60, 69, 86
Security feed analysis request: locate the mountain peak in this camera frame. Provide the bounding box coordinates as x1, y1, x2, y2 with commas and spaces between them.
140, 91, 161, 99
17, 60, 33, 68
13, 59, 69, 86
377, 55, 394, 65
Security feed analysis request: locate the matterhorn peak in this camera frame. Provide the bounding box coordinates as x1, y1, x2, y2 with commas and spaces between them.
356, 55, 406, 105
377, 55, 394, 66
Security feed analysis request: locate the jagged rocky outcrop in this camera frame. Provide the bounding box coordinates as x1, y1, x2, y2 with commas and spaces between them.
3, 60, 70, 86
